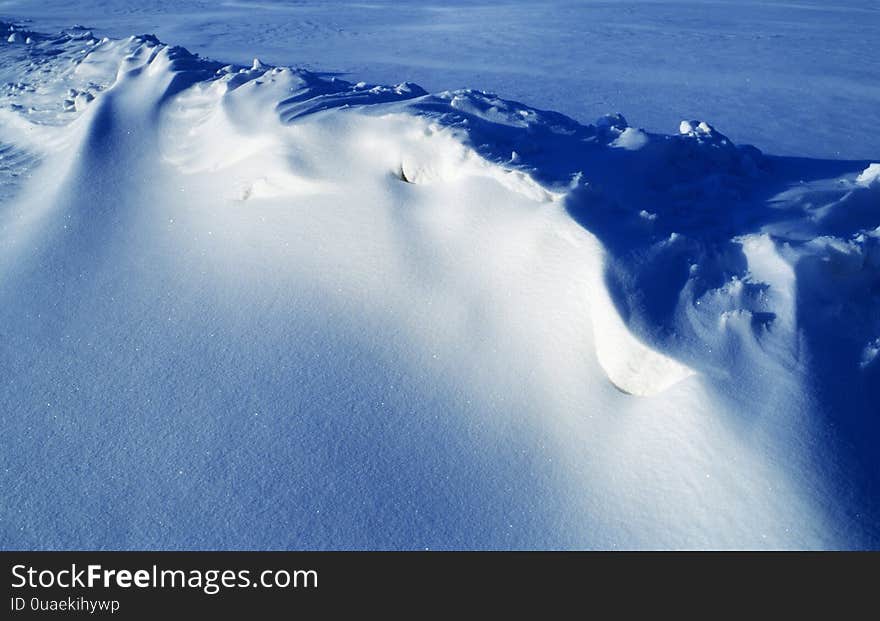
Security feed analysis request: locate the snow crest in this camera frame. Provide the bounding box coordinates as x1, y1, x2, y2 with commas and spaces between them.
1, 24, 879, 550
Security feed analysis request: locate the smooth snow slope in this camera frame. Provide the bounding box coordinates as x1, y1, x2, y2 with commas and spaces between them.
1, 0, 878, 160
0, 25, 878, 549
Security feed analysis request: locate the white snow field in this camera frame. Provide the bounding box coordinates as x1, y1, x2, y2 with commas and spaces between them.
0, 17, 878, 549
1, 0, 879, 161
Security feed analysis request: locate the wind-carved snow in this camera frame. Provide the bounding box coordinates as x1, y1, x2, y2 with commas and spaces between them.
588, 258, 695, 397
1, 23, 878, 550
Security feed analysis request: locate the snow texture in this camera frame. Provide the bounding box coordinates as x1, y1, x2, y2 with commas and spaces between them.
0, 10, 878, 550
2, 0, 878, 160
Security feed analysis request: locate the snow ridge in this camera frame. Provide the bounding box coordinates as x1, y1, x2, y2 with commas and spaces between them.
1, 23, 878, 550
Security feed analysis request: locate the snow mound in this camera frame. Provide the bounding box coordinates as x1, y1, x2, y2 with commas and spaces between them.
1, 24, 879, 550
856, 163, 880, 188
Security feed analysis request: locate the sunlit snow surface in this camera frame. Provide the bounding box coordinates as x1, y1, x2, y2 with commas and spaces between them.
0, 10, 878, 550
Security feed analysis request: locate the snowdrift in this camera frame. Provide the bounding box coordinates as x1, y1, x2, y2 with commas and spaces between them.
1, 24, 878, 549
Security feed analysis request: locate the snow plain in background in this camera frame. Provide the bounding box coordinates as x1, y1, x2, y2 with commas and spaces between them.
1, 0, 878, 159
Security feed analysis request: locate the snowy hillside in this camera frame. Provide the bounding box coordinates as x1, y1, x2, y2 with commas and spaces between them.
0, 20, 878, 549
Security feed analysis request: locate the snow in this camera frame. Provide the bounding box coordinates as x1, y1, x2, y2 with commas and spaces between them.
857, 163, 880, 188
611, 127, 649, 151
0, 8, 878, 551
3, 1, 879, 160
